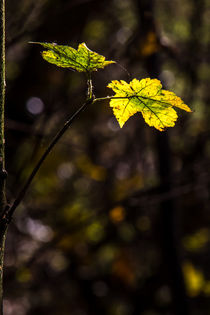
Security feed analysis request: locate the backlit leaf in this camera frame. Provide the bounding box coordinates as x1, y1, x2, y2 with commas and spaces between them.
107, 78, 192, 131
32, 42, 115, 72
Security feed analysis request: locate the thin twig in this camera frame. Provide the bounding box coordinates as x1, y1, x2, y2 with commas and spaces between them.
2, 94, 134, 220
0, 0, 6, 313
4, 97, 93, 221
0, 0, 6, 213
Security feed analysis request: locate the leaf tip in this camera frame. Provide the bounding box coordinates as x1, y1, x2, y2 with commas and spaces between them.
119, 121, 124, 128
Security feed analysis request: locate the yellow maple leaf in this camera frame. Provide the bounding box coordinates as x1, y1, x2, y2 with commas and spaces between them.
107, 78, 191, 131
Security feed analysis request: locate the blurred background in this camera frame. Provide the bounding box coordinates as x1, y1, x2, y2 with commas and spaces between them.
3, 0, 210, 314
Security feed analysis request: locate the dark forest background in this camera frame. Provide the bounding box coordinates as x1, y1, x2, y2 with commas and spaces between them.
3, 0, 210, 314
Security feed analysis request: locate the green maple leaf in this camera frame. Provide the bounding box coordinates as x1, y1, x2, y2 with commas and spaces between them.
31, 42, 115, 72
107, 78, 192, 131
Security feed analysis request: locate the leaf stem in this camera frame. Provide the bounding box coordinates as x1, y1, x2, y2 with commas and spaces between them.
87, 72, 93, 100
93, 96, 131, 102
2, 97, 94, 222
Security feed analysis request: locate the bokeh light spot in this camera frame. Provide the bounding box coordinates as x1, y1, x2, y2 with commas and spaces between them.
26, 97, 44, 115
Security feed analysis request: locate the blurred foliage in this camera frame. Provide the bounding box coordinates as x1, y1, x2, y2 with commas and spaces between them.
3, 0, 210, 314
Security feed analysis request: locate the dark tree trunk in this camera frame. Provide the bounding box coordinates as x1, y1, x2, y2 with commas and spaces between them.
133, 0, 189, 314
